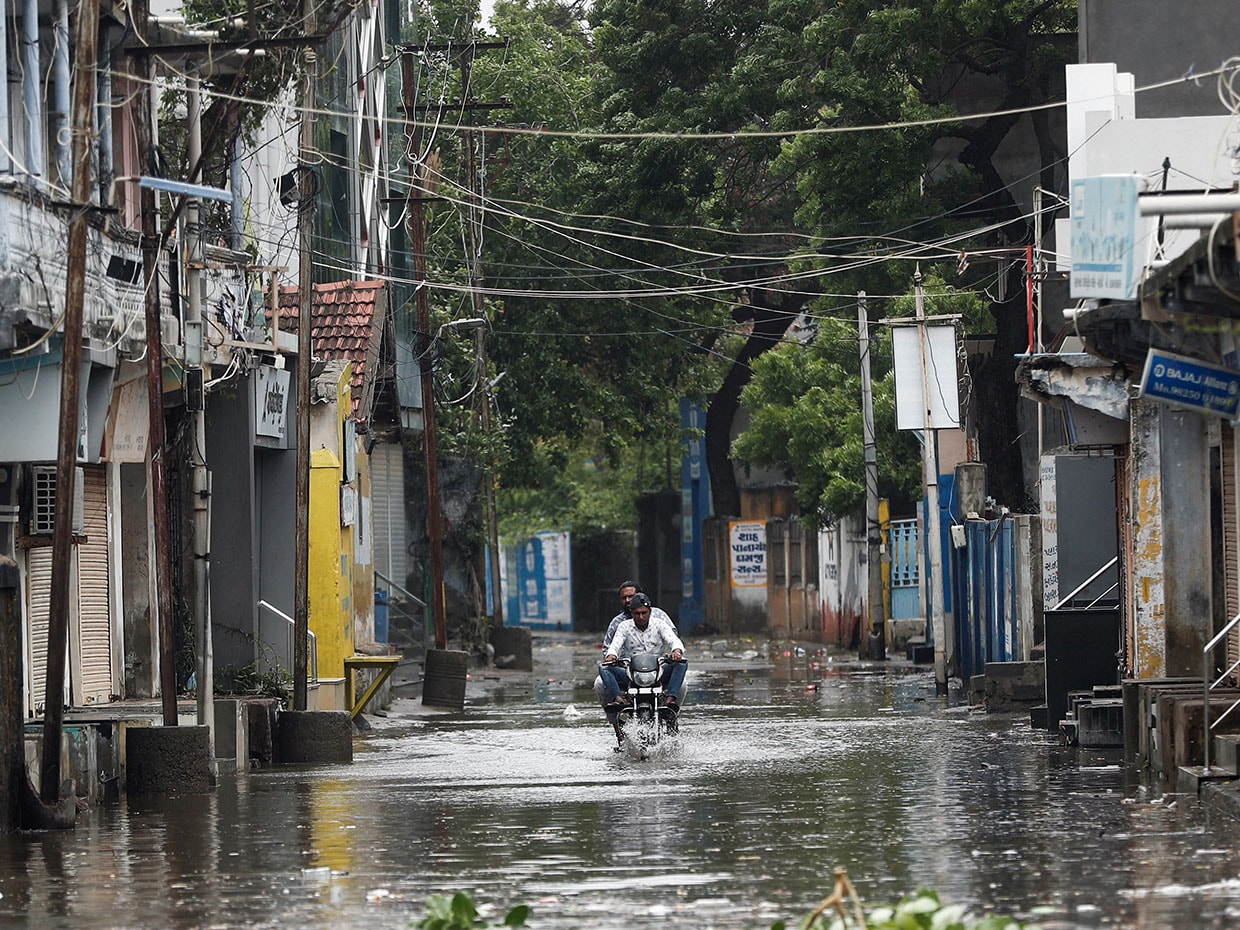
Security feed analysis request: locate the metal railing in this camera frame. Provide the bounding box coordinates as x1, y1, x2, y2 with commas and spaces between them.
375, 570, 428, 658
1203, 610, 1240, 772
1046, 556, 1119, 611
257, 599, 318, 682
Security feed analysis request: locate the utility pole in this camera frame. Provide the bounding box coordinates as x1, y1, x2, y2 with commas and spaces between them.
186, 73, 214, 752
914, 271, 948, 694
458, 42, 507, 627
400, 51, 448, 649
858, 293, 885, 660
292, 0, 317, 711
40, 0, 102, 804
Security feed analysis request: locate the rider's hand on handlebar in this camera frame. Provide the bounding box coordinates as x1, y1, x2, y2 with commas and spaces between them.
670, 649, 683, 662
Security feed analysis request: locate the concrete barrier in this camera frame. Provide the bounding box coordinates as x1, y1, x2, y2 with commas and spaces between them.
982, 661, 1045, 712
126, 726, 212, 796
274, 710, 353, 764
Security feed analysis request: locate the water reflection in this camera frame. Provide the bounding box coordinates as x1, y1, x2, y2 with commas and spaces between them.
2, 656, 1240, 929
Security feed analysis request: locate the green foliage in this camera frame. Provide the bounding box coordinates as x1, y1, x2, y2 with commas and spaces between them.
413, 892, 529, 929
411, 889, 1036, 930
398, 0, 1075, 526
731, 320, 921, 524
802, 887, 1037, 930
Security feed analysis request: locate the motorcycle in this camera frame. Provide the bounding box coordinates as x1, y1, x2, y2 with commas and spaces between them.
605, 653, 684, 759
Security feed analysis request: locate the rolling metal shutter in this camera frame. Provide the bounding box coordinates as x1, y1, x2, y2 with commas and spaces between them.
371, 442, 407, 590
25, 546, 53, 715
1224, 425, 1238, 674
76, 466, 112, 704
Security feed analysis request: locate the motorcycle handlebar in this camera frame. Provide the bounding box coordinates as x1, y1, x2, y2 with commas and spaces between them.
604, 654, 687, 666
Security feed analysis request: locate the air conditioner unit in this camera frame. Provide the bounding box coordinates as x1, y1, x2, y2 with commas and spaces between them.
31, 465, 85, 536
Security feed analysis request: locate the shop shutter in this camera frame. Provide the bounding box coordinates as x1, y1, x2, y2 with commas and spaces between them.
1224, 425, 1239, 674
371, 443, 407, 591
26, 546, 53, 715
76, 465, 112, 704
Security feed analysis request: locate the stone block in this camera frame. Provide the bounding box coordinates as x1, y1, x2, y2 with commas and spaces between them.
274, 710, 353, 765
1171, 696, 1240, 773
983, 661, 1045, 712
1078, 699, 1124, 747
126, 726, 211, 796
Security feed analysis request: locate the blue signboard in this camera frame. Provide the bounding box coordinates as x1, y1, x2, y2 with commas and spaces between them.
1139, 349, 1240, 418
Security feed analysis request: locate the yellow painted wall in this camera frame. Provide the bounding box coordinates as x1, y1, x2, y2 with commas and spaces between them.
310, 446, 351, 679
308, 364, 356, 683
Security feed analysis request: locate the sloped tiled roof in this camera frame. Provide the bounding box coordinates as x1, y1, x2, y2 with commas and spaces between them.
275, 280, 387, 423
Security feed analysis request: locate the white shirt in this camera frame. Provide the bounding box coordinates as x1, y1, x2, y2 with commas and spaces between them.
602, 606, 672, 654
605, 615, 685, 661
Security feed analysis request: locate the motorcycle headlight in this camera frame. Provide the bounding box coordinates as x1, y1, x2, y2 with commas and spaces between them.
633, 669, 659, 687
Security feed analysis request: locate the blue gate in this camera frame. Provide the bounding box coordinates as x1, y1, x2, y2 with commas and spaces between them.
888, 518, 921, 620
952, 517, 1019, 681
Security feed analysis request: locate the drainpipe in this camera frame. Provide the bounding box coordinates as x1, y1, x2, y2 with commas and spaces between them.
0, 0, 10, 268
53, 0, 70, 186
22, 0, 43, 179
230, 133, 242, 252
0, 0, 9, 177
96, 21, 113, 206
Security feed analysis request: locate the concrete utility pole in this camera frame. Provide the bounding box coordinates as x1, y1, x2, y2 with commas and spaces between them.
858, 293, 885, 660
186, 73, 214, 752
40, 0, 102, 805
293, 0, 317, 711
914, 271, 948, 694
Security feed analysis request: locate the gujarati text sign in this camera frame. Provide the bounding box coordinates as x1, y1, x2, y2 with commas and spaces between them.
729, 521, 767, 588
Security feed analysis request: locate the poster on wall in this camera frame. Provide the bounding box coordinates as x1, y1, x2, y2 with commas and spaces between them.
506, 530, 573, 628
729, 521, 767, 587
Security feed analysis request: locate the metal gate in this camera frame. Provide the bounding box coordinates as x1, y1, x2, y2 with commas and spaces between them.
888, 518, 920, 619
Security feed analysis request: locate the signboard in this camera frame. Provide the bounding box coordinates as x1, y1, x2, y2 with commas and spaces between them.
892, 325, 961, 430
1070, 175, 1140, 300
507, 530, 572, 628
254, 365, 291, 442
1139, 349, 1240, 418
102, 377, 148, 463
729, 521, 767, 587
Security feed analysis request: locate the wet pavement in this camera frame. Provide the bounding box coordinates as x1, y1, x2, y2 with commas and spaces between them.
3, 633, 1240, 929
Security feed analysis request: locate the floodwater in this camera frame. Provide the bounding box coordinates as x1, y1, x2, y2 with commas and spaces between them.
4, 641, 1240, 930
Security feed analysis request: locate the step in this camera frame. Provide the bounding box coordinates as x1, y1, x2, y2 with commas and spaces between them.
1213, 733, 1240, 774
1177, 764, 1236, 796
1078, 699, 1124, 748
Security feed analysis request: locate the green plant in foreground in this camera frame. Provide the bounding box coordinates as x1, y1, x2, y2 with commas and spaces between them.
413, 892, 530, 930
788, 887, 1037, 930
413, 885, 1038, 930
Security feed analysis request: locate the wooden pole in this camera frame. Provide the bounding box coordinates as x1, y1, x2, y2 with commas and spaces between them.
1, 556, 21, 831
292, 3, 317, 710
401, 52, 448, 648
40, 0, 104, 803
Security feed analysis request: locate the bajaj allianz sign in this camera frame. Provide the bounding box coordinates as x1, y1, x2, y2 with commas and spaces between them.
1140, 350, 1240, 419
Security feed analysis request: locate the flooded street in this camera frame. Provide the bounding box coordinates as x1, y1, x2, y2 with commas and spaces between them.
4, 637, 1240, 929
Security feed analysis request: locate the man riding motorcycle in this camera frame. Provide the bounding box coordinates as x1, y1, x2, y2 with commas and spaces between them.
599, 593, 688, 714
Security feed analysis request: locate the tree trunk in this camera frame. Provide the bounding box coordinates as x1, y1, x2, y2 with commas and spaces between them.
704, 289, 801, 518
